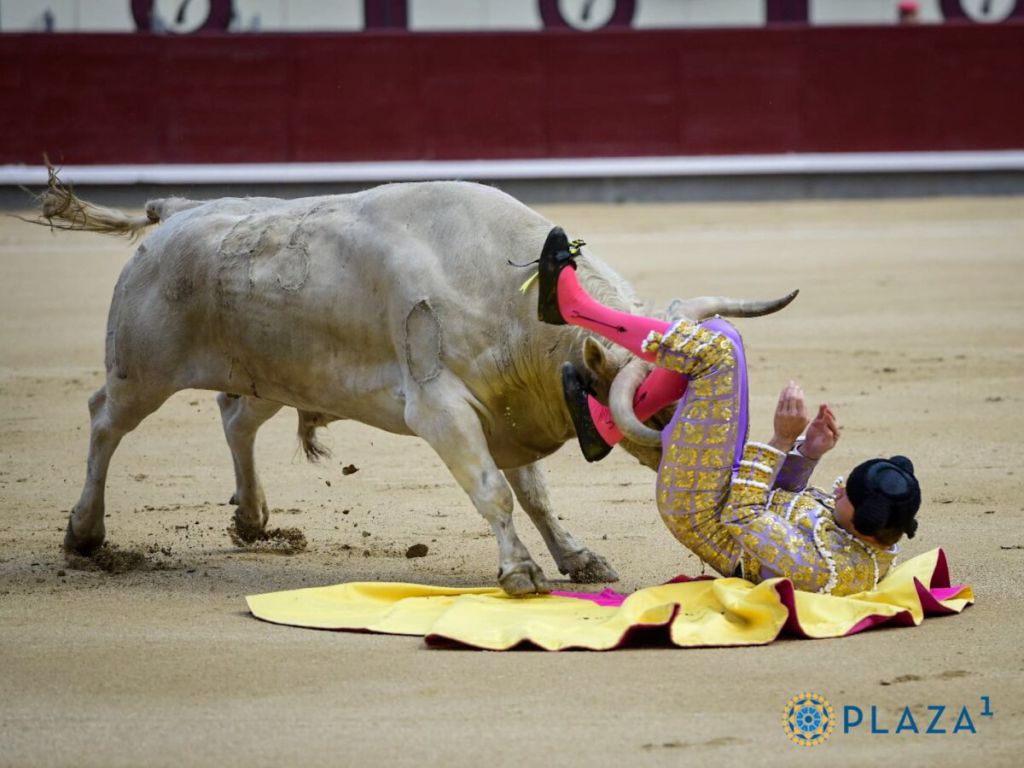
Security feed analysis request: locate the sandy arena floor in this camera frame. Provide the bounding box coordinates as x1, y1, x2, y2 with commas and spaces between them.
1, 196, 1022, 767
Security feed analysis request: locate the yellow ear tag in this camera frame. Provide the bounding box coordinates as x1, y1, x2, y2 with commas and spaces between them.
519, 239, 585, 294
518, 272, 540, 294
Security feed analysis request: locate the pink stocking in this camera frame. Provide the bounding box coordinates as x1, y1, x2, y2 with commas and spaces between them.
557, 268, 687, 445
589, 367, 688, 446
557, 269, 670, 361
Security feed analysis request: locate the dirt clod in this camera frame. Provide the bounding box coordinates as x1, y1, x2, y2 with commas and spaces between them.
226, 521, 308, 555
342, 464, 359, 475
65, 544, 151, 573
406, 543, 429, 559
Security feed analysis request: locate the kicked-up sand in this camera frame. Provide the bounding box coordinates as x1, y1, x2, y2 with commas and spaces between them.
1, 195, 1022, 767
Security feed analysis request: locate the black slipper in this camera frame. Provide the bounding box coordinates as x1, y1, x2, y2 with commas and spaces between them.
561, 362, 612, 463
537, 226, 577, 325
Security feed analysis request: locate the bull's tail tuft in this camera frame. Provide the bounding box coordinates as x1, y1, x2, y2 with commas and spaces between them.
297, 411, 332, 463
26, 160, 159, 241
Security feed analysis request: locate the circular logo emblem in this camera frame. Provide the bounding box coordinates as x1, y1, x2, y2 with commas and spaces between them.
783, 692, 835, 747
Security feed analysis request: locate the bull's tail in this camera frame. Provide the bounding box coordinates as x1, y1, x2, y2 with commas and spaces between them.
28, 164, 157, 240
297, 411, 332, 463
27, 162, 202, 241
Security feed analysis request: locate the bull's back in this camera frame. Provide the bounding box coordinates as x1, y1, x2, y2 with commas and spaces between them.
113, 183, 553, 414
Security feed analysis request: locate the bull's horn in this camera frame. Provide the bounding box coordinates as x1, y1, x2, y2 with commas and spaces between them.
667, 289, 799, 321
609, 358, 663, 447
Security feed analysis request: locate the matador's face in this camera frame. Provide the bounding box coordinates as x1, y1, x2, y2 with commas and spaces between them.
832, 483, 856, 534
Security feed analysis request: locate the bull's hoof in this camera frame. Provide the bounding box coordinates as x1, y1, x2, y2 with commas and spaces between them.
63, 517, 105, 556
563, 549, 620, 584
229, 512, 266, 544
228, 493, 238, 505
499, 562, 552, 596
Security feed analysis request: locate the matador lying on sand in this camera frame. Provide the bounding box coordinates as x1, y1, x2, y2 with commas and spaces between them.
536, 228, 921, 596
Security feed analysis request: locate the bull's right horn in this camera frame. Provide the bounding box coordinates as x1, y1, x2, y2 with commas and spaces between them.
667, 289, 799, 321
609, 358, 662, 447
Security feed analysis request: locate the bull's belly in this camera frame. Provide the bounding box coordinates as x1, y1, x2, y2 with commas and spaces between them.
207, 342, 410, 431
174, 312, 412, 435
168, 264, 410, 427
183, 345, 568, 467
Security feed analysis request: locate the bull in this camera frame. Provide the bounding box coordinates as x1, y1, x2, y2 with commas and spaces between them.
35, 173, 795, 594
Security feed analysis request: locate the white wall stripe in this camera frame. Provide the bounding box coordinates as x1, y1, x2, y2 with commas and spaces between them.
3, 151, 1023, 186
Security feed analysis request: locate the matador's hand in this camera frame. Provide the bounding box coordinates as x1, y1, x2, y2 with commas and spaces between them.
770, 381, 809, 451
802, 404, 840, 459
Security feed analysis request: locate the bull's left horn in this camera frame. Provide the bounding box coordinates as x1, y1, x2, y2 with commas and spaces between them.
668, 289, 799, 321
609, 359, 662, 447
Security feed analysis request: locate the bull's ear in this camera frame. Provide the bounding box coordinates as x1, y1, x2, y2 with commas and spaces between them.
663, 298, 691, 322
582, 337, 617, 404
582, 336, 608, 374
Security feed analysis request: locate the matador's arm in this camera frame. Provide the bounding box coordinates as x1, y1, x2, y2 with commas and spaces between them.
773, 438, 819, 492
719, 442, 821, 578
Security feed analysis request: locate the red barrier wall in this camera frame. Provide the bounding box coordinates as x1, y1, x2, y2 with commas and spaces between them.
1, 24, 1022, 165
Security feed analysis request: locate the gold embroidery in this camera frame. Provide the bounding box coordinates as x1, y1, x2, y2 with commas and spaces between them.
715, 372, 734, 395
777, 552, 797, 575
677, 447, 698, 466
688, 401, 710, 420
673, 469, 696, 488
711, 401, 733, 421
707, 423, 730, 445
695, 491, 719, 510
701, 448, 727, 468
683, 422, 705, 444
696, 470, 721, 491
743, 555, 762, 583
740, 532, 759, 551
692, 378, 713, 397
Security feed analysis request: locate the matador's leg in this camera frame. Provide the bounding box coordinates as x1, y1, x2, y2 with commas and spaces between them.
535, 228, 751, 573
538, 229, 744, 465
556, 268, 749, 469
553, 263, 670, 360
586, 368, 688, 446
651, 317, 750, 575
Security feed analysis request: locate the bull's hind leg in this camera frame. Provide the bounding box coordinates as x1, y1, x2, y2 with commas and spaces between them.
216, 394, 283, 539
65, 379, 170, 554
504, 463, 619, 584
404, 382, 550, 596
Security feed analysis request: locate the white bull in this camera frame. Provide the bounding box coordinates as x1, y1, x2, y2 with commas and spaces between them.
38, 176, 795, 594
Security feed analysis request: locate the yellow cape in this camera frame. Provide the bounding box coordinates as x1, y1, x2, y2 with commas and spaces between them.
246, 548, 971, 651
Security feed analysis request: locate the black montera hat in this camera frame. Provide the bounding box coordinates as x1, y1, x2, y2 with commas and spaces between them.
846, 455, 921, 543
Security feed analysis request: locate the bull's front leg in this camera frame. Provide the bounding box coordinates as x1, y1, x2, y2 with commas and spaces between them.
404, 381, 550, 596
217, 393, 282, 539
504, 463, 619, 584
